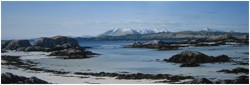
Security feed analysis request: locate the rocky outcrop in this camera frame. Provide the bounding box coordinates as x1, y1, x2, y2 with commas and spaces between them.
216, 76, 249, 84
124, 40, 180, 50
207, 34, 237, 42
49, 46, 98, 59
190, 78, 213, 84
164, 51, 231, 67
33, 36, 79, 48
217, 67, 249, 74
195, 41, 225, 46
1, 72, 49, 84
1, 36, 98, 59
23, 46, 47, 51
1, 40, 31, 50
165, 51, 211, 64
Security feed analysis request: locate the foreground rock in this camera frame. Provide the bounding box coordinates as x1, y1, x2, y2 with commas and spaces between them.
1, 40, 31, 50
217, 67, 249, 74
164, 50, 231, 67
74, 72, 194, 82
124, 40, 181, 50
182, 76, 249, 84
215, 76, 249, 84
1, 72, 49, 84
189, 78, 213, 84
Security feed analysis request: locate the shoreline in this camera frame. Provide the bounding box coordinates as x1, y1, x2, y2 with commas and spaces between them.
1, 36, 248, 84
1, 53, 248, 84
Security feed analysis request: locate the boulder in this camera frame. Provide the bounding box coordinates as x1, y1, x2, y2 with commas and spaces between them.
233, 76, 249, 84
166, 50, 211, 64
190, 78, 213, 84
24, 77, 49, 84
216, 76, 249, 84
213, 55, 230, 62
1, 72, 49, 84
49, 47, 97, 59
165, 50, 231, 64
217, 67, 248, 74
2, 40, 31, 50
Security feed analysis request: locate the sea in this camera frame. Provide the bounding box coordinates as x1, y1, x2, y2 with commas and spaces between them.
1, 40, 249, 81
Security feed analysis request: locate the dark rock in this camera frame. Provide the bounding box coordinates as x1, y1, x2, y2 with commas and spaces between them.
167, 50, 211, 64
217, 67, 249, 74
165, 50, 231, 64
24, 46, 47, 51
1, 72, 49, 84
33, 35, 79, 48
213, 55, 231, 62
2, 40, 31, 50
25, 77, 49, 84
125, 40, 179, 50
1, 49, 7, 53
234, 75, 249, 84
190, 78, 213, 84
180, 63, 200, 67
48, 46, 98, 59
1, 40, 10, 49
234, 61, 249, 65
217, 76, 249, 84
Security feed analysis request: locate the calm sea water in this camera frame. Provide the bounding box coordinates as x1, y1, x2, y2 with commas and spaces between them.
2, 40, 249, 80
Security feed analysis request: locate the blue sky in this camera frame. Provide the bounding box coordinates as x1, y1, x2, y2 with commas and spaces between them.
2, 1, 249, 39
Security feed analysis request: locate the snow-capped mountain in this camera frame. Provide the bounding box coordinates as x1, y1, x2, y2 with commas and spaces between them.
99, 28, 170, 36
98, 28, 141, 36
138, 28, 170, 34
201, 28, 220, 32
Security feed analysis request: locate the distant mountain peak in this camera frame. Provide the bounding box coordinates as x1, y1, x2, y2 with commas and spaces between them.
153, 28, 170, 33
98, 28, 170, 36
201, 28, 219, 32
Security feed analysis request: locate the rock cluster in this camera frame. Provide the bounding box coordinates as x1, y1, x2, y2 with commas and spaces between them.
1, 35, 98, 59
1, 72, 49, 84
164, 50, 231, 67
124, 40, 181, 50
182, 76, 249, 84
189, 78, 213, 84
215, 76, 249, 84
49, 47, 98, 59
217, 67, 249, 74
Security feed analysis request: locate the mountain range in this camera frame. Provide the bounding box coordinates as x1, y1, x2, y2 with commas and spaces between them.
75, 28, 248, 40
98, 28, 170, 36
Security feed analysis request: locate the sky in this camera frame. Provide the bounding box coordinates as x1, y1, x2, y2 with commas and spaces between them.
1, 1, 249, 39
